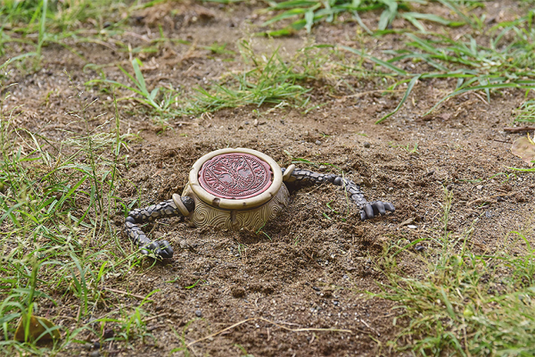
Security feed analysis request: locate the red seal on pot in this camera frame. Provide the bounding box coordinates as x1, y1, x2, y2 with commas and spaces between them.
198, 153, 273, 199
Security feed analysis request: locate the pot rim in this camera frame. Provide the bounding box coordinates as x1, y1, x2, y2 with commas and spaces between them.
188, 148, 283, 210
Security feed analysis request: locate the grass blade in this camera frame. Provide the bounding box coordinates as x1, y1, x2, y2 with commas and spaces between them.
341, 45, 407, 75
376, 74, 421, 124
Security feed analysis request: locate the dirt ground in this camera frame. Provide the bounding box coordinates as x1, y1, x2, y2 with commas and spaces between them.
3, 1, 535, 356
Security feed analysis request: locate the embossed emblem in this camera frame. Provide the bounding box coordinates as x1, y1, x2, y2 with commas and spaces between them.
199, 153, 272, 199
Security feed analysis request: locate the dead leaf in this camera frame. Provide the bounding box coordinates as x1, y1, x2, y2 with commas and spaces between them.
14, 315, 61, 342
511, 135, 535, 166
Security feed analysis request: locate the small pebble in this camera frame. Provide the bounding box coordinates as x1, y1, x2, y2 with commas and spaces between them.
195, 310, 202, 317
103, 328, 114, 339
415, 245, 426, 252
231, 287, 246, 298
476, 185, 483, 190
93, 341, 101, 350
89, 351, 101, 357
315, 140, 322, 145
363, 142, 371, 148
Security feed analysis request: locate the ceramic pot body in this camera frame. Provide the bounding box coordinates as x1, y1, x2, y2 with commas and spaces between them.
176, 148, 290, 231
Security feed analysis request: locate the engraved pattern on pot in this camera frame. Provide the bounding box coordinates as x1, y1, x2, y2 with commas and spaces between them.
199, 153, 272, 199
183, 185, 229, 229
183, 184, 289, 231
234, 184, 290, 230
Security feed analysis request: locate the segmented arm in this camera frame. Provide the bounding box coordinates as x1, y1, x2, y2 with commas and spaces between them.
125, 196, 195, 259
282, 167, 394, 220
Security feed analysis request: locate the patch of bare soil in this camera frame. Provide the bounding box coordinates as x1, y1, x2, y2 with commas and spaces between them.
3, 1, 534, 356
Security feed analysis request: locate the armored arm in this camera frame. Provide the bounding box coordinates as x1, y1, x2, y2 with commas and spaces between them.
282, 165, 394, 220
124, 195, 195, 259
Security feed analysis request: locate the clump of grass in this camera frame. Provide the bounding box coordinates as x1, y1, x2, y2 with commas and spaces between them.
0, 0, 127, 32
183, 40, 318, 114
0, 84, 151, 353
90, 41, 332, 119
514, 100, 535, 123
87, 58, 182, 115
0, 0, 133, 64
374, 189, 535, 355
342, 11, 535, 123
260, 0, 465, 33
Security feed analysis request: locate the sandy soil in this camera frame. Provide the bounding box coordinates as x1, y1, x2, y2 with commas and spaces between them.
2, 1, 534, 356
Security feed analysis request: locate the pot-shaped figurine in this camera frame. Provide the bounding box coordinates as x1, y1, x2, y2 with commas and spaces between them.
125, 148, 394, 258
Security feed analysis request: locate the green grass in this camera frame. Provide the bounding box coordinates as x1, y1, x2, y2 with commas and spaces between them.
258, 0, 468, 34
0, 0, 134, 65
515, 100, 535, 123
88, 58, 182, 115
183, 41, 318, 114
80, 2, 531, 124
341, 10, 535, 123
88, 41, 332, 119
0, 86, 159, 353
374, 189, 535, 355
0, 0, 122, 28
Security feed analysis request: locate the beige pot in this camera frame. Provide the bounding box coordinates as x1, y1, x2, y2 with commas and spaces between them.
172, 148, 294, 231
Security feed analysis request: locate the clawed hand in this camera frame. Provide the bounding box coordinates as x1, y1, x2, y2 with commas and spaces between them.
360, 201, 395, 220
141, 240, 174, 259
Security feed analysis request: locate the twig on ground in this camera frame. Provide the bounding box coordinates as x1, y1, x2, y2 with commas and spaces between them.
105, 287, 154, 301
359, 318, 381, 336
186, 317, 352, 348
145, 313, 169, 322
328, 89, 405, 100
466, 192, 517, 206
147, 324, 166, 332
303, 251, 322, 268
504, 126, 535, 133
470, 91, 490, 105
